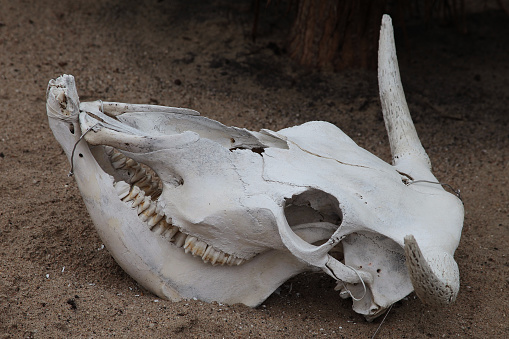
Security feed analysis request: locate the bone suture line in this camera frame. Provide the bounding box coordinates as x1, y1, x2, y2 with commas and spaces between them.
107, 147, 246, 266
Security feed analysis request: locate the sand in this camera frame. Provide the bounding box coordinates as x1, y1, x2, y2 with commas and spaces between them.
0, 1, 507, 337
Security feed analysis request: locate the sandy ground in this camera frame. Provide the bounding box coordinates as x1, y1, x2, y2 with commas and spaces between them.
0, 0, 508, 337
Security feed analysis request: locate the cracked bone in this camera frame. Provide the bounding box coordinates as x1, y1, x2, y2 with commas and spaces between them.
46, 15, 463, 320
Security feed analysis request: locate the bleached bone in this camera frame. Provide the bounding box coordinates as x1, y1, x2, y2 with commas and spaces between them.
46, 15, 463, 320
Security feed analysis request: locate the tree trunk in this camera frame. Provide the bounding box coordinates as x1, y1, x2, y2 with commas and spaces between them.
288, 0, 389, 71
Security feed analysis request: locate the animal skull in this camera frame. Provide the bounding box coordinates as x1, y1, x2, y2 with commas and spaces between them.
46, 16, 463, 320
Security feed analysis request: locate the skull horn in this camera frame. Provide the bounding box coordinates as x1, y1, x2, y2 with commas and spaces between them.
404, 235, 460, 305
378, 15, 431, 173
379, 16, 461, 306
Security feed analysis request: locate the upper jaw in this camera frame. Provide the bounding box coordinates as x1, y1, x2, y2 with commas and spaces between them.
78, 109, 265, 264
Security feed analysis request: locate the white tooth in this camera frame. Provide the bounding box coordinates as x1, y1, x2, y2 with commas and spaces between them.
226, 255, 236, 266
184, 236, 197, 253
104, 146, 114, 156
234, 258, 245, 266
125, 158, 137, 168
174, 232, 187, 248
122, 185, 140, 202
134, 174, 151, 188
216, 252, 228, 266
210, 251, 220, 265
191, 240, 207, 257
147, 213, 164, 227
111, 152, 123, 162
137, 197, 151, 215
140, 203, 156, 222
151, 220, 164, 234
211, 251, 227, 266
164, 226, 179, 241
202, 246, 215, 263
111, 153, 125, 161
111, 153, 127, 169
131, 189, 145, 208
131, 168, 146, 183
150, 189, 162, 200
114, 181, 131, 200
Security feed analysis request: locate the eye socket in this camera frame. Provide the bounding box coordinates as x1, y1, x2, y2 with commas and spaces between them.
69, 123, 75, 134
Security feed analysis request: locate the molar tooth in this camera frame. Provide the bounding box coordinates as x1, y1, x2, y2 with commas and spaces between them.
215, 252, 227, 266
139, 203, 157, 222
173, 232, 187, 248
164, 226, 179, 241
191, 240, 207, 257
201, 246, 214, 263
184, 236, 197, 254
211, 251, 227, 266
150, 189, 162, 200
125, 158, 138, 168
136, 197, 151, 215
234, 258, 245, 266
110, 152, 123, 162
134, 174, 152, 188
122, 185, 140, 202
151, 219, 165, 234
226, 255, 236, 266
131, 189, 145, 208
104, 146, 114, 156
131, 167, 146, 183
111, 153, 127, 169
210, 251, 220, 265
114, 181, 131, 200
143, 186, 157, 197
147, 213, 164, 227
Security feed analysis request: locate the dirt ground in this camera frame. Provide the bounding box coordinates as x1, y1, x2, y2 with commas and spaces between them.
0, 0, 508, 338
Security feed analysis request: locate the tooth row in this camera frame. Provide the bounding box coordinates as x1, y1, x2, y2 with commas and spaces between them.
109, 151, 161, 198
113, 181, 246, 267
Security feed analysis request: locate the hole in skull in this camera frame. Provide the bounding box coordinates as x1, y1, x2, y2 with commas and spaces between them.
284, 188, 344, 260
229, 146, 265, 156
284, 189, 343, 227
397, 170, 413, 185
69, 123, 75, 134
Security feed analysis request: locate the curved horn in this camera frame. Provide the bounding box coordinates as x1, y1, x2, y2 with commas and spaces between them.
404, 235, 460, 305
378, 15, 431, 172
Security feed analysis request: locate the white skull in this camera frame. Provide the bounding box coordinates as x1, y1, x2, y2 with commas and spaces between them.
46, 15, 463, 320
